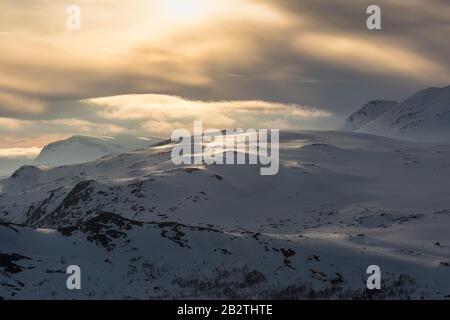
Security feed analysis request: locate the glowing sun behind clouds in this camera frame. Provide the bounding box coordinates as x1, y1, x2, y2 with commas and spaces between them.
161, 0, 214, 22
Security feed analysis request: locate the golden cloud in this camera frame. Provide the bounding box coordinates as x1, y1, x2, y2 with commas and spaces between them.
0, 0, 292, 108
0, 92, 47, 115
43, 119, 126, 135
86, 94, 332, 136
0, 147, 42, 158
293, 32, 448, 82
0, 117, 29, 130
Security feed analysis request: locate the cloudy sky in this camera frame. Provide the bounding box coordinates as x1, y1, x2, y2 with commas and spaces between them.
0, 0, 449, 157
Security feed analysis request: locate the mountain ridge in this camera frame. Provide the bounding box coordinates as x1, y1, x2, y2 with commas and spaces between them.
342, 85, 450, 142
339, 100, 398, 131
34, 134, 163, 168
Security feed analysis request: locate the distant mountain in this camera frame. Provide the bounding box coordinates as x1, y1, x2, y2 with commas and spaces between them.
34, 135, 163, 168
0, 157, 33, 179
340, 100, 398, 131
343, 86, 450, 142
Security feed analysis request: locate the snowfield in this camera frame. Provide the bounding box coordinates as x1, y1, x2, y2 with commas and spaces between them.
1, 130, 450, 299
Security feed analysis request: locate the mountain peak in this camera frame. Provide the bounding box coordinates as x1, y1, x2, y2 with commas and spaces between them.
34, 135, 163, 168
340, 100, 398, 131
343, 85, 450, 142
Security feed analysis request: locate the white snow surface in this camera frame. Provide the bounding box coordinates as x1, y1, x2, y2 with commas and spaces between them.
1, 130, 450, 299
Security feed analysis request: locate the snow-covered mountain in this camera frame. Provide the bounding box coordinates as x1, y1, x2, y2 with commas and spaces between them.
1, 130, 450, 299
343, 86, 450, 142
0, 157, 33, 179
339, 100, 398, 131
34, 135, 163, 168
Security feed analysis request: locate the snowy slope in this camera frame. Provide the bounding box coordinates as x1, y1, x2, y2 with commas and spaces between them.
356, 86, 450, 142
34, 135, 163, 168
2, 130, 450, 228
340, 100, 398, 131
1, 130, 450, 299
1, 210, 449, 299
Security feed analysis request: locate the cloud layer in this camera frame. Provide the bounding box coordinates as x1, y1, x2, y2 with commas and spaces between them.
87, 94, 333, 136
0, 0, 449, 150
